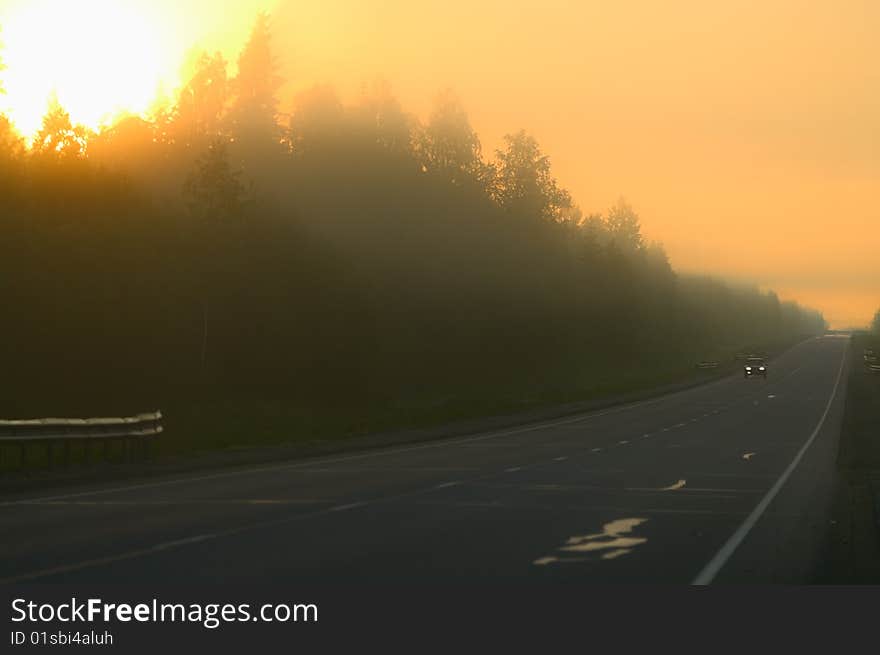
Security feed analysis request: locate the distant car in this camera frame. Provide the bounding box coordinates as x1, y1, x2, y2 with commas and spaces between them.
743, 357, 767, 379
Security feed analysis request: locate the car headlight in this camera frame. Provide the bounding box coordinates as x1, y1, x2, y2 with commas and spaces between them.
759, 366, 765, 371
745, 366, 751, 371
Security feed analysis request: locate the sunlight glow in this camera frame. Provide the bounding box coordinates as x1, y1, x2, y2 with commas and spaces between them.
0, 0, 180, 140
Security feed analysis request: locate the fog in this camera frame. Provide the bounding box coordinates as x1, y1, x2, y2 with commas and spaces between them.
264, 0, 879, 328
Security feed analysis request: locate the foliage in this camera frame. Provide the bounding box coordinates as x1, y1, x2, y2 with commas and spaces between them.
0, 14, 826, 429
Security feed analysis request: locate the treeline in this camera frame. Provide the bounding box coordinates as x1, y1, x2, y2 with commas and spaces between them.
0, 15, 824, 429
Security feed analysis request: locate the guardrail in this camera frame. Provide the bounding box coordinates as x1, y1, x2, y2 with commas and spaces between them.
0, 411, 163, 470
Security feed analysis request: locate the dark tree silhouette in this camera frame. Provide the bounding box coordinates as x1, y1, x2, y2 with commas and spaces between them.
494, 130, 572, 222
230, 12, 281, 145
32, 96, 89, 159
173, 52, 229, 148
606, 197, 643, 252
0, 16, 828, 455
417, 89, 488, 187
184, 139, 245, 222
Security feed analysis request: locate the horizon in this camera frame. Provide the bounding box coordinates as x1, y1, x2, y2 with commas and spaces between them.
0, 0, 877, 327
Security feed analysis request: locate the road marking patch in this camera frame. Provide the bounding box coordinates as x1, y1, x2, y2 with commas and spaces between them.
534, 517, 649, 566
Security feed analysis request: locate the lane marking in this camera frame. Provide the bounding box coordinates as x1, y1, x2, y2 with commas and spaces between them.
591, 447, 603, 453
330, 502, 367, 512
662, 479, 687, 491
0, 391, 682, 507
692, 343, 847, 585
742, 452, 755, 461
553, 456, 568, 461
0, 534, 216, 585
434, 481, 460, 489
505, 467, 522, 473
641, 433, 651, 439
17, 499, 327, 506
618, 440, 629, 445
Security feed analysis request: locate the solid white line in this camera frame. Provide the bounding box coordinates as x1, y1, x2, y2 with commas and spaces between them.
553, 456, 568, 461
505, 467, 522, 473
330, 502, 367, 512
0, 534, 216, 585
691, 343, 847, 585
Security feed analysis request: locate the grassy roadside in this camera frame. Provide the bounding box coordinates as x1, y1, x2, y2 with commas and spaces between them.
0, 337, 799, 478
817, 332, 880, 583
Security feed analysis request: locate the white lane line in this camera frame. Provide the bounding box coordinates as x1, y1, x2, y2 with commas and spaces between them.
661, 427, 670, 432
674, 423, 686, 428
434, 481, 460, 489
662, 479, 687, 491
330, 502, 367, 512
553, 456, 568, 461
767, 395, 776, 399
642, 433, 651, 439
0, 534, 216, 585
19, 499, 327, 506
618, 440, 630, 445
0, 391, 678, 507
692, 344, 847, 585
591, 447, 603, 453
505, 467, 522, 473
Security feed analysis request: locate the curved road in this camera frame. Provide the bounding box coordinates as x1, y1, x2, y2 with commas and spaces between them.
0, 335, 849, 584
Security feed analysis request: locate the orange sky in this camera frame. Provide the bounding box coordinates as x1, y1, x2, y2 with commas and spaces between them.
1, 0, 877, 327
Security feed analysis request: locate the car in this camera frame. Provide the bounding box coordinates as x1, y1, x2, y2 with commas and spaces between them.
743, 357, 767, 379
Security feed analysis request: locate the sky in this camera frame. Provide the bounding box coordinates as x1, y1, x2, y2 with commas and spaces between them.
0, 0, 877, 327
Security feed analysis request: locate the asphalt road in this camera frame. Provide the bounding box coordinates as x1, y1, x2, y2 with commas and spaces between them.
0, 335, 850, 584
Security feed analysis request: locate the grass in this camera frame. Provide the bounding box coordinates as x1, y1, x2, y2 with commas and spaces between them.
817, 332, 880, 583
0, 337, 798, 474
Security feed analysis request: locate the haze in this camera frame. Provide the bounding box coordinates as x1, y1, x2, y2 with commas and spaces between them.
1, 0, 877, 326
272, 0, 878, 328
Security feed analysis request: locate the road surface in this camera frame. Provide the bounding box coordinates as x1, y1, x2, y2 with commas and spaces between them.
0, 335, 849, 584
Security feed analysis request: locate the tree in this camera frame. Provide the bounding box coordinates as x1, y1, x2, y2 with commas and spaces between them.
417, 89, 487, 185
493, 130, 571, 222
32, 96, 89, 159
229, 12, 281, 144
173, 51, 229, 147
606, 197, 643, 252
287, 85, 347, 156
353, 79, 412, 155
184, 139, 246, 223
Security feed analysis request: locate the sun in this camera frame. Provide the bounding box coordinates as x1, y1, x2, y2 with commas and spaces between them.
0, 0, 180, 141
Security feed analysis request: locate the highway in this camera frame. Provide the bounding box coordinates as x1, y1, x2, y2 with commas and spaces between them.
0, 335, 849, 584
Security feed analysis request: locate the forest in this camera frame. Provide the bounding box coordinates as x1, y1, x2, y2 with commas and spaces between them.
0, 15, 826, 453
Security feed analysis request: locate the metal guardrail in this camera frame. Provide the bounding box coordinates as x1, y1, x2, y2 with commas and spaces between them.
0, 411, 163, 469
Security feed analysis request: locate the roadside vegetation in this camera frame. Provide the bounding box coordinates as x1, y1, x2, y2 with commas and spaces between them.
820, 329, 880, 582
0, 15, 825, 464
